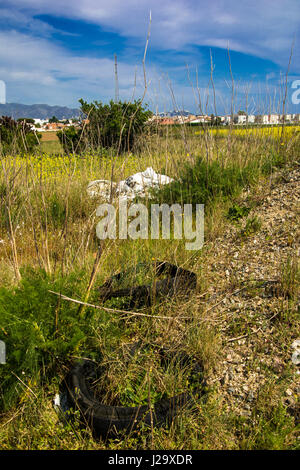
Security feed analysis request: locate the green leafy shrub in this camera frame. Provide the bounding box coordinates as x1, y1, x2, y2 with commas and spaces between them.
57, 126, 83, 154
153, 157, 260, 206
0, 116, 41, 155
57, 99, 152, 154
227, 204, 251, 222
0, 268, 121, 411
153, 150, 288, 208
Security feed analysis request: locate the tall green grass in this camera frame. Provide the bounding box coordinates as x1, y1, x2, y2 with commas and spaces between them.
153, 150, 286, 207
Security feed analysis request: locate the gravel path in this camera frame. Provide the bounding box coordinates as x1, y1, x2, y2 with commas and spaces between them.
202, 163, 300, 421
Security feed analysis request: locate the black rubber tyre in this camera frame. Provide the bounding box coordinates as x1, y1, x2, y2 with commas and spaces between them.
63, 347, 205, 439
98, 260, 197, 307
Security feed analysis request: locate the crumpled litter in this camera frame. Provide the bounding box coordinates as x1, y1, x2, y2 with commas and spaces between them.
291, 339, 300, 366
87, 167, 174, 201
54, 392, 70, 416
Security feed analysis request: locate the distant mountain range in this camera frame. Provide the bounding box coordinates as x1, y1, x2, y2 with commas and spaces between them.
0, 103, 81, 120
158, 110, 192, 117
0, 104, 195, 120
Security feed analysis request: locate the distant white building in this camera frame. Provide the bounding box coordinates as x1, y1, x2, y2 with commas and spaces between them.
195, 115, 211, 123
237, 114, 247, 124
279, 114, 293, 123
261, 114, 280, 125
34, 118, 48, 126
247, 115, 255, 124
262, 115, 269, 124
269, 114, 280, 124
189, 119, 203, 124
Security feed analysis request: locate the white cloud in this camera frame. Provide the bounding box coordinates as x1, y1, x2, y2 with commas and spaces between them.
0, 1, 299, 110
0, 27, 293, 112
0, 30, 150, 106
7, 0, 300, 68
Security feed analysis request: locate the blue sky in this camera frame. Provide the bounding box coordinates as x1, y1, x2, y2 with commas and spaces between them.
0, 0, 299, 113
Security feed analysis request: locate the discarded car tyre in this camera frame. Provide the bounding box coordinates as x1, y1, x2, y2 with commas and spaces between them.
63, 347, 205, 439
98, 260, 197, 307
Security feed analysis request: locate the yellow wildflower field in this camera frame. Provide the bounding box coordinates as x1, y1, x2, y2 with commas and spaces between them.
195, 124, 300, 140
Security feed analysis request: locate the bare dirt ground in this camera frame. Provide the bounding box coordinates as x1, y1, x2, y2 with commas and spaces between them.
41, 131, 59, 141
202, 163, 300, 423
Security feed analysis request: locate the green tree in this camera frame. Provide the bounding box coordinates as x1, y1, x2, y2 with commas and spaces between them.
57, 125, 82, 154
49, 115, 59, 123
210, 114, 222, 126
58, 99, 152, 154
0, 116, 41, 155
17, 118, 35, 124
